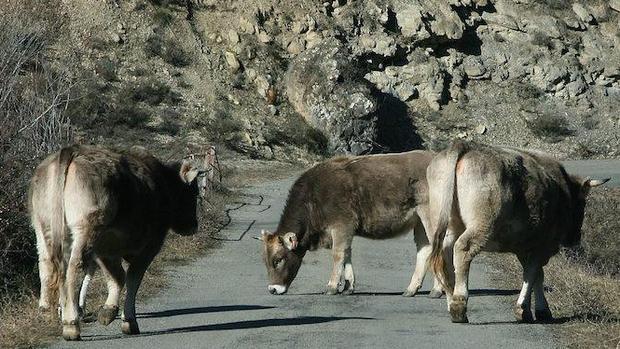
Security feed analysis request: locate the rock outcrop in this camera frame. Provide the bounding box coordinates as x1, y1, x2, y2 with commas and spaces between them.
285, 38, 377, 154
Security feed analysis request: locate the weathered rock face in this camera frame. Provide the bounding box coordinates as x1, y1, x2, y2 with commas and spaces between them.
285, 38, 377, 154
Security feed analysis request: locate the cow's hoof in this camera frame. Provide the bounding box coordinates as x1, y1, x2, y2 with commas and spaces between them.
122, 320, 140, 335
342, 288, 355, 295
342, 280, 354, 295
429, 289, 443, 298
62, 321, 81, 341
514, 305, 534, 323
98, 305, 119, 326
325, 287, 339, 295
449, 296, 469, 323
535, 309, 553, 323
402, 289, 417, 297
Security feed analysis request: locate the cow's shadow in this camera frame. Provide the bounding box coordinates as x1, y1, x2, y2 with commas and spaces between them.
82, 316, 374, 341
293, 288, 519, 297
138, 305, 275, 319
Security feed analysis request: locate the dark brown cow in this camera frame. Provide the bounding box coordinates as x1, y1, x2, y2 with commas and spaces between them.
29, 145, 213, 340
428, 140, 608, 323
261, 151, 443, 297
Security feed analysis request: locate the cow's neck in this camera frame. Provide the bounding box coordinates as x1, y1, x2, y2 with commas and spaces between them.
276, 198, 312, 252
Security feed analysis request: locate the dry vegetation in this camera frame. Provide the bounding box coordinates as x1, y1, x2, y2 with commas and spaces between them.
0, 7, 72, 303
487, 187, 620, 349
0, 4, 234, 347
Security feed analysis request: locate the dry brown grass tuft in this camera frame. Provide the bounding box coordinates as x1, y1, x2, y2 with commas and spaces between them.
486, 188, 620, 349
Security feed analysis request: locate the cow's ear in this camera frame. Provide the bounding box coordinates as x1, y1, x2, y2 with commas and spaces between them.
584, 178, 610, 188
180, 160, 199, 183
282, 232, 298, 250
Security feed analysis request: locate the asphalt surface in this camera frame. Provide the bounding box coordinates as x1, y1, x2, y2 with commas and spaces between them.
49, 160, 618, 348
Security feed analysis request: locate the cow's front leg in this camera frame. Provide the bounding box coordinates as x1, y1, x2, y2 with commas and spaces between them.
78, 260, 97, 319
533, 268, 552, 322
122, 236, 164, 335
404, 220, 432, 297
514, 255, 538, 323
96, 257, 125, 326
429, 275, 444, 298
325, 227, 353, 295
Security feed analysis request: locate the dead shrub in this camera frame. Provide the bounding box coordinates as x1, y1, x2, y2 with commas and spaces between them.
144, 33, 192, 67
0, 14, 73, 299
526, 112, 574, 142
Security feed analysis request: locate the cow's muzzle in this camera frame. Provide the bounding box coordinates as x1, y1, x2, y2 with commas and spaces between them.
268, 284, 287, 295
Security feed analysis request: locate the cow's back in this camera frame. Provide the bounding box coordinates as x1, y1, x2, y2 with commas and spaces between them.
298, 151, 433, 239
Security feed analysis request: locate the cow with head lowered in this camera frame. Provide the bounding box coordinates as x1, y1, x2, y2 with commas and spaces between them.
260, 151, 443, 297
29, 145, 215, 340
428, 140, 609, 323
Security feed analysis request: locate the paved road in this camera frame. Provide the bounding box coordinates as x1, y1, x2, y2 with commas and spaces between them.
563, 159, 620, 188
52, 176, 566, 349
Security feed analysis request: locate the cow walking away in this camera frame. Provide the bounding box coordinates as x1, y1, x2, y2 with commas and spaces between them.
29, 145, 214, 340
428, 140, 608, 323
260, 151, 443, 297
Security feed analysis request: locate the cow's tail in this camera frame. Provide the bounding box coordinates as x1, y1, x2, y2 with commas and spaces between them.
49, 146, 78, 301
429, 141, 467, 292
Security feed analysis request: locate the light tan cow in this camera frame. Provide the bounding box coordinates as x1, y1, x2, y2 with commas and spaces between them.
261, 151, 443, 297
428, 140, 608, 323
29, 145, 214, 340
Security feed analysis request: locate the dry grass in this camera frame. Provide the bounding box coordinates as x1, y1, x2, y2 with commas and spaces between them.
486, 187, 620, 349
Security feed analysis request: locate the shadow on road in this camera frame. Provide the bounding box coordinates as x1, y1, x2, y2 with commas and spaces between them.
292, 288, 518, 297
82, 316, 374, 341
138, 305, 275, 319
469, 288, 519, 297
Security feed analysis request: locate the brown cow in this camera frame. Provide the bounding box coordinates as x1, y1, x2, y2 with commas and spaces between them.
428, 140, 608, 323
29, 145, 213, 340
261, 151, 443, 297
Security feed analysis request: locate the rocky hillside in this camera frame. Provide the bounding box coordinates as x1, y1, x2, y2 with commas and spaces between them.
22, 0, 620, 159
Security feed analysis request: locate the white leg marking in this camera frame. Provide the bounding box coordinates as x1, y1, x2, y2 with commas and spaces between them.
79, 273, 92, 309
268, 284, 287, 294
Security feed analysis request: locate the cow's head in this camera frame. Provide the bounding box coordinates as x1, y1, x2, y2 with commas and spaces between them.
260, 230, 304, 295
172, 150, 217, 236
564, 176, 610, 246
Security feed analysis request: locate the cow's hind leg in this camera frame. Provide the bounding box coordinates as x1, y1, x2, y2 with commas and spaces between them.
34, 222, 55, 312
122, 236, 164, 335
533, 268, 552, 322
97, 257, 125, 326
450, 227, 485, 323
326, 226, 353, 295
61, 230, 89, 341
342, 252, 355, 295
